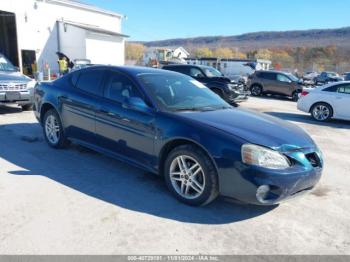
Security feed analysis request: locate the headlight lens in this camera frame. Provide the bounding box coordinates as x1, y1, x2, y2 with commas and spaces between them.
241, 144, 291, 169
27, 80, 37, 89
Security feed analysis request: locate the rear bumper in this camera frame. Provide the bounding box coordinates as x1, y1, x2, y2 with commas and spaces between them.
297, 100, 310, 113
0, 90, 34, 105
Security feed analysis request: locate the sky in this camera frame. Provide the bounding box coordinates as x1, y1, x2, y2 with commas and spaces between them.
84, 0, 350, 41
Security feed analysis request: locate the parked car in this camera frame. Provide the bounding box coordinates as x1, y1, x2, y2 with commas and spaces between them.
0, 53, 36, 110
343, 72, 350, 81
298, 82, 350, 122
162, 64, 249, 104
34, 66, 323, 206
313, 72, 343, 85
303, 71, 319, 81
248, 70, 303, 101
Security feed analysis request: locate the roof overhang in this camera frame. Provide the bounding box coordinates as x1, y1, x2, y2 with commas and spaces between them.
46, 0, 124, 18
60, 20, 129, 38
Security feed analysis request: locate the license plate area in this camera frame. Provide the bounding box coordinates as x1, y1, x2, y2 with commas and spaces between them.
5, 92, 20, 101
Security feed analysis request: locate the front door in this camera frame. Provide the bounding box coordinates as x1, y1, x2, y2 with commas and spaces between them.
275, 74, 293, 96
95, 70, 156, 168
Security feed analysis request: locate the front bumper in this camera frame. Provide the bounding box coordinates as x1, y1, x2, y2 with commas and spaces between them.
226, 90, 250, 103
219, 147, 323, 205
0, 90, 33, 105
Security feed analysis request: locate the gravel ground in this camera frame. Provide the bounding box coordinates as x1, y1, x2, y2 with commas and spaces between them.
0, 96, 349, 255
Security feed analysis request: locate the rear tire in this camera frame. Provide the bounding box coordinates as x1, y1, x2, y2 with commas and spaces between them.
311, 103, 333, 122
21, 104, 33, 111
292, 92, 299, 102
164, 145, 219, 206
43, 109, 69, 149
250, 84, 263, 96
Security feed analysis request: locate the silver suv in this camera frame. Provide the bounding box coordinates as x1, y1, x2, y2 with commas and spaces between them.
0, 53, 36, 110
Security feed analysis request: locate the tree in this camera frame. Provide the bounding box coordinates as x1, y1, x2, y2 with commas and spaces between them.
255, 49, 272, 60
194, 47, 213, 58
213, 48, 234, 58
125, 43, 145, 61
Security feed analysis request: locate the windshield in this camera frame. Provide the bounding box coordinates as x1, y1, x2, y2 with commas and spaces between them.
0, 55, 16, 72
202, 67, 223, 78
138, 73, 231, 112
286, 73, 299, 82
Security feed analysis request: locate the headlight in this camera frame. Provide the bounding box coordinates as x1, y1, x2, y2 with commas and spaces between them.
26, 80, 37, 89
241, 144, 291, 169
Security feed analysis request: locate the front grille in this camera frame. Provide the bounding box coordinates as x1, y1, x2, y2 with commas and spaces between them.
305, 153, 321, 168
0, 83, 27, 91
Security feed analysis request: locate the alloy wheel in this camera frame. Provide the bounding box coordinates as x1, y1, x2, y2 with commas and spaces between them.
169, 155, 205, 200
251, 85, 261, 96
45, 115, 60, 144
312, 105, 330, 121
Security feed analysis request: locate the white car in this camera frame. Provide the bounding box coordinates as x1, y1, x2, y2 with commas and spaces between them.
297, 82, 350, 121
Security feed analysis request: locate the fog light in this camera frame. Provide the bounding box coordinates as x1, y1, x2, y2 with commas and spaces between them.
256, 185, 270, 203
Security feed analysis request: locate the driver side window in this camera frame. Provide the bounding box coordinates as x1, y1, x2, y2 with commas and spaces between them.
277, 74, 291, 83
190, 68, 204, 78
104, 71, 143, 103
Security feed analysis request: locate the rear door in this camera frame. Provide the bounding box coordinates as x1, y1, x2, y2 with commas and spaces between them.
60, 68, 105, 144
95, 69, 157, 168
259, 72, 277, 93
334, 84, 350, 119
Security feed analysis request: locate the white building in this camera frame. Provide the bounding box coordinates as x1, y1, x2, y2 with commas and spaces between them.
173, 47, 190, 60
186, 58, 271, 77
0, 0, 127, 76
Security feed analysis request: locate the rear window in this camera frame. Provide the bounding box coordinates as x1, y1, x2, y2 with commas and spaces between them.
76, 69, 104, 96
257, 72, 276, 80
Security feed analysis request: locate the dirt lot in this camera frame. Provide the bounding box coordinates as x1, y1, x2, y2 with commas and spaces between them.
0, 96, 349, 255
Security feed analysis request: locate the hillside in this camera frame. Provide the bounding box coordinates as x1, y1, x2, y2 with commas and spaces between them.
141, 27, 350, 51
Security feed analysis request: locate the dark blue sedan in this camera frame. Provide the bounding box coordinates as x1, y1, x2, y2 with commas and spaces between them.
34, 66, 323, 206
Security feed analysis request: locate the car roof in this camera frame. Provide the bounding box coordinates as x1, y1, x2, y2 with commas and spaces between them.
256, 70, 289, 74
74, 65, 186, 77
163, 64, 214, 70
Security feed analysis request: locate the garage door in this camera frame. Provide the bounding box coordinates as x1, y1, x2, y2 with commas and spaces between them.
85, 33, 124, 66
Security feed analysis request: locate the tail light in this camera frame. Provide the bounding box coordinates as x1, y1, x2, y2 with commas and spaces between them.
301, 91, 309, 97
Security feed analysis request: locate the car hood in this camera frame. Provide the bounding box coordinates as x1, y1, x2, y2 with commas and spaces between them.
179, 108, 315, 150
207, 76, 231, 83
0, 71, 31, 82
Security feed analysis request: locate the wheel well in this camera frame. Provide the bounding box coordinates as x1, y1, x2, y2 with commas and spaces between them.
40, 103, 56, 124
250, 83, 263, 90
310, 102, 334, 116
158, 139, 217, 177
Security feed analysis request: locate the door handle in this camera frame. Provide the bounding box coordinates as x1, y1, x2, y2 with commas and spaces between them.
336, 97, 342, 100
98, 108, 119, 117
60, 96, 73, 103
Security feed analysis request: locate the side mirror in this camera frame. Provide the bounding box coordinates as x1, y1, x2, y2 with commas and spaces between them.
196, 74, 205, 79
123, 97, 150, 112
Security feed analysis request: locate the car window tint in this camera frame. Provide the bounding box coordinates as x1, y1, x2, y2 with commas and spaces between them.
76, 69, 104, 96
189, 67, 204, 78
260, 72, 276, 80
337, 85, 350, 94
71, 72, 80, 86
323, 85, 338, 92
277, 74, 291, 83
104, 72, 142, 103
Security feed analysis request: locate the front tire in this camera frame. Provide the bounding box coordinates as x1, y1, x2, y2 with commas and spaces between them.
43, 109, 69, 148
250, 84, 263, 96
311, 103, 333, 122
21, 104, 33, 111
164, 145, 219, 206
